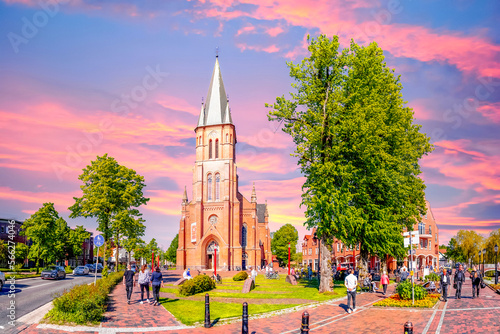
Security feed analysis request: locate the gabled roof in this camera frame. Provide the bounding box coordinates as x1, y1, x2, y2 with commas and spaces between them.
197, 57, 233, 128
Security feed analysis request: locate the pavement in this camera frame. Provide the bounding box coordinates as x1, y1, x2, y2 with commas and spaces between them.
18, 272, 500, 333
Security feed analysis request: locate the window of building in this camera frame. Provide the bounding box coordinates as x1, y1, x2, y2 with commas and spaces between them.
215, 173, 220, 201
435, 233, 437, 242
226, 133, 228, 142
209, 140, 213, 159
230, 134, 232, 143
337, 243, 340, 252
215, 139, 219, 159
309, 248, 312, 255
418, 222, 425, 234
356, 244, 359, 250
207, 174, 212, 201
428, 226, 432, 235
429, 241, 431, 250
241, 224, 247, 247
316, 247, 318, 254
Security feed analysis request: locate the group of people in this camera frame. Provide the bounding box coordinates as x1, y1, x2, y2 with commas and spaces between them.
122, 264, 165, 306
440, 264, 484, 302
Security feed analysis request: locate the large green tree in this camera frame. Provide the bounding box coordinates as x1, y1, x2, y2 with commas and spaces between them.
0, 240, 7, 264
453, 230, 484, 266
271, 224, 299, 267
485, 229, 500, 263
268, 35, 432, 291
14, 242, 29, 265
68, 154, 149, 266
165, 234, 179, 264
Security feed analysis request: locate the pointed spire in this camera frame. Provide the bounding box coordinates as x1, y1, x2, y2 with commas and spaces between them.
264, 200, 269, 217
197, 57, 233, 128
251, 182, 257, 203
182, 186, 188, 205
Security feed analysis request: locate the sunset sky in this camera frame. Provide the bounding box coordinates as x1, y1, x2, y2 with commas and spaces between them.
1, 0, 499, 251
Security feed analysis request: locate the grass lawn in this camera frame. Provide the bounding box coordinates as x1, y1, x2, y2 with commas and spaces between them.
160, 298, 299, 326
159, 275, 346, 325
4, 273, 41, 279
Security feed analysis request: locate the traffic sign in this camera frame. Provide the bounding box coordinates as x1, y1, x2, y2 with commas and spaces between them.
94, 234, 104, 247
410, 270, 414, 276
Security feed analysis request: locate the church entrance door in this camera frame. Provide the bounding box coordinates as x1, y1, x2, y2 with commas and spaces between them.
206, 240, 219, 270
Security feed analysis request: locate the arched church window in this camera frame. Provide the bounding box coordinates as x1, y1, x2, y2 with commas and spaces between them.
230, 134, 232, 143
207, 174, 212, 201
226, 133, 228, 142
215, 173, 220, 201
209, 140, 213, 159
241, 224, 247, 247
215, 139, 219, 158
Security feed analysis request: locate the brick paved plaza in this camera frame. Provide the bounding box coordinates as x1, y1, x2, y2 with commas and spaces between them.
20, 270, 500, 334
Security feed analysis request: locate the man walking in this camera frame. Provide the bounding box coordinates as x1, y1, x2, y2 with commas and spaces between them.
454, 264, 465, 299
344, 269, 358, 314
470, 266, 482, 299
123, 264, 136, 304
440, 268, 450, 302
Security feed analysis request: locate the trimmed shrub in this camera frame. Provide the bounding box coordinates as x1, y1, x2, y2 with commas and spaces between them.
45, 271, 124, 324
178, 274, 216, 296
65, 266, 73, 273
424, 273, 440, 282
102, 265, 109, 278
374, 293, 440, 308
396, 280, 427, 300
233, 271, 248, 281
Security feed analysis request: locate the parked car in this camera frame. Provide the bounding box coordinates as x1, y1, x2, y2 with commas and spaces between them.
72, 266, 90, 276
95, 263, 103, 272
0, 271, 5, 290
41, 266, 66, 280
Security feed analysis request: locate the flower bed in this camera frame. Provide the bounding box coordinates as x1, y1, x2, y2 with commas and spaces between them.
374, 293, 440, 308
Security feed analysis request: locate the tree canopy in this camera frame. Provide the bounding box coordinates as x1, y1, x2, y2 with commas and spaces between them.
271, 224, 299, 266
267, 35, 432, 291
68, 154, 149, 266
165, 234, 179, 264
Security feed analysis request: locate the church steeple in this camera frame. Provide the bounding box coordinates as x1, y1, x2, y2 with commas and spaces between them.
197, 57, 232, 128
251, 182, 257, 203
182, 186, 188, 205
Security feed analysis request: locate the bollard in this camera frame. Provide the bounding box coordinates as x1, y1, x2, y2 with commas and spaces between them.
300, 310, 310, 333
404, 321, 413, 334
204, 293, 210, 328
242, 302, 249, 334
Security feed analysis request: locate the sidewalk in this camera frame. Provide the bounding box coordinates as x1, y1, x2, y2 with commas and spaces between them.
21, 275, 500, 333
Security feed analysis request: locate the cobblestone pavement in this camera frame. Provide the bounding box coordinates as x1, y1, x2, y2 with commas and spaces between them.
21, 275, 500, 333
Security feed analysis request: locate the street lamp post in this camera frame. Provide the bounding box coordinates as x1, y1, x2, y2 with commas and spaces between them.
482, 248, 486, 276
495, 244, 498, 285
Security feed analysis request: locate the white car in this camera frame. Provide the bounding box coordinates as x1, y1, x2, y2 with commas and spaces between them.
0, 271, 5, 290
72, 266, 90, 276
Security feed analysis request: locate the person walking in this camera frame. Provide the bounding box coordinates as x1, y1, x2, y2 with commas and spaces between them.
138, 264, 151, 304
251, 266, 257, 283
454, 264, 466, 299
470, 266, 482, 299
150, 266, 164, 306
380, 271, 390, 295
440, 268, 450, 302
344, 269, 358, 314
123, 264, 136, 305
308, 265, 312, 281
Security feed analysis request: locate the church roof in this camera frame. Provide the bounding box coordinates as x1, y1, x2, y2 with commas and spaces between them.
197, 57, 233, 127
257, 204, 266, 223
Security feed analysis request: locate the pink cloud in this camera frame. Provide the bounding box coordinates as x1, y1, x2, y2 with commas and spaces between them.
236, 25, 256, 36
236, 42, 280, 53
477, 102, 500, 123
265, 26, 284, 37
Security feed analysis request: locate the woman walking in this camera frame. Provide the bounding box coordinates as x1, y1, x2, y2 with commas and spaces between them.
380, 271, 390, 295
138, 264, 151, 304
150, 266, 164, 306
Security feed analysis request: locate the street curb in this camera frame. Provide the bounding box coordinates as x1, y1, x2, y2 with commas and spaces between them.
16, 300, 53, 328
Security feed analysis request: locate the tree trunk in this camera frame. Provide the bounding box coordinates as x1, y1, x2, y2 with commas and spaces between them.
319, 236, 332, 293
103, 242, 107, 267
115, 240, 120, 268
381, 255, 388, 274
358, 252, 369, 278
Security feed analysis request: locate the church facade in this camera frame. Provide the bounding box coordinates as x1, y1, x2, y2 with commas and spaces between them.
176, 57, 272, 271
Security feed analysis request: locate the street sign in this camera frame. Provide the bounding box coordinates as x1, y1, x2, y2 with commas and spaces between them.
410, 270, 414, 276
94, 234, 104, 247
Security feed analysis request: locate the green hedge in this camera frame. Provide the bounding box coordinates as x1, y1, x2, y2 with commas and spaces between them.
178, 274, 215, 297
45, 271, 124, 324
233, 271, 248, 281
424, 273, 440, 282
396, 280, 427, 300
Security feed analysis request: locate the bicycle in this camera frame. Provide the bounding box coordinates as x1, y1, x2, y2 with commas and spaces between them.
212, 273, 222, 284
266, 272, 280, 280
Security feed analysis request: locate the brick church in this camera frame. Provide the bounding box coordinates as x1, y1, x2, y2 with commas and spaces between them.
176, 57, 272, 271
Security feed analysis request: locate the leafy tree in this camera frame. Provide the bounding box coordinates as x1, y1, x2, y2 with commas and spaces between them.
271, 224, 299, 267
165, 234, 179, 264
21, 203, 60, 273
484, 229, 499, 263
14, 242, 29, 265
134, 238, 161, 266
113, 210, 146, 265
454, 230, 484, 266
67, 226, 91, 261
68, 154, 149, 266
268, 35, 432, 291
122, 236, 144, 265
0, 240, 7, 264
295, 251, 303, 265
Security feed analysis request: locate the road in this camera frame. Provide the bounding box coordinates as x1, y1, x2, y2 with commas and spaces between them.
0, 273, 102, 331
